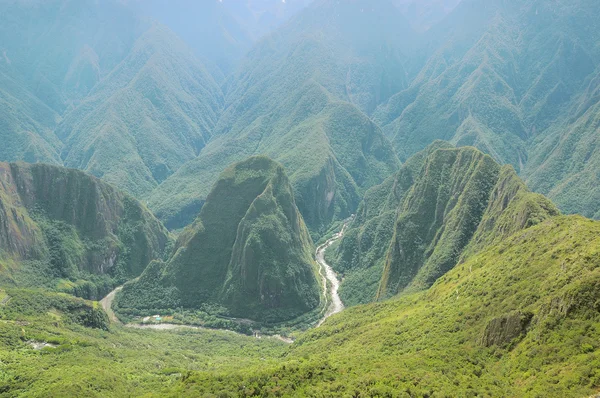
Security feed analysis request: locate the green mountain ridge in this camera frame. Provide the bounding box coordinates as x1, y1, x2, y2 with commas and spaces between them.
374, 0, 600, 218
330, 145, 559, 305
147, 0, 408, 232
116, 156, 321, 323
57, 24, 224, 197
0, 161, 170, 299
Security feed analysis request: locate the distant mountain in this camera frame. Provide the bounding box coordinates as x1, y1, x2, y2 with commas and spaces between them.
331, 145, 558, 304
0, 162, 170, 299
0, 0, 143, 113
0, 0, 227, 199
375, 0, 600, 218
148, 0, 409, 232
524, 68, 600, 219
116, 156, 321, 323
393, 0, 462, 32
57, 25, 224, 197
129, 0, 312, 79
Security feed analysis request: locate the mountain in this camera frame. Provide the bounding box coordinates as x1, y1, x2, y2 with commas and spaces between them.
57, 24, 224, 197
375, 0, 600, 218
330, 145, 558, 305
0, 0, 142, 167
175, 214, 600, 397
393, 0, 462, 32
0, 0, 226, 199
132, 0, 313, 79
0, 162, 170, 299
0, 0, 142, 112
148, 0, 409, 232
524, 68, 600, 219
0, 69, 62, 164
116, 156, 321, 323
331, 140, 453, 305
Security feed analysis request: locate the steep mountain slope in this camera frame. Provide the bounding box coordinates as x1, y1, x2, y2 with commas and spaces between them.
377, 0, 600, 174
174, 215, 600, 397
0, 0, 227, 199
148, 0, 408, 232
330, 146, 558, 305
0, 70, 62, 164
116, 156, 321, 323
525, 68, 600, 219
0, 0, 142, 113
0, 162, 170, 299
57, 25, 224, 197
332, 140, 453, 305
0, 0, 140, 166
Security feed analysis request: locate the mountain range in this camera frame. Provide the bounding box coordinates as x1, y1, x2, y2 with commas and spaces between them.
1, 0, 600, 396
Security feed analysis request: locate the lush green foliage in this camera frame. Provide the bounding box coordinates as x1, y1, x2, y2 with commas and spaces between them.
117, 156, 322, 324
330, 146, 558, 304
0, 288, 286, 397
168, 216, 600, 397
4, 215, 600, 397
332, 141, 453, 305
0, 162, 170, 300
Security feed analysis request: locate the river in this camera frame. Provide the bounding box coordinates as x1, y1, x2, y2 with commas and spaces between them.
100, 220, 351, 338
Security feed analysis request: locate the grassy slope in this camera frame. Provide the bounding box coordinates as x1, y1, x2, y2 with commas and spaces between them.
172, 215, 600, 397
0, 288, 286, 397
116, 156, 321, 324
2, 216, 599, 397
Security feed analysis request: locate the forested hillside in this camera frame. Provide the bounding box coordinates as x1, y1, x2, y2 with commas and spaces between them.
116, 157, 321, 324
0, 162, 170, 299
148, 0, 407, 232
328, 145, 558, 305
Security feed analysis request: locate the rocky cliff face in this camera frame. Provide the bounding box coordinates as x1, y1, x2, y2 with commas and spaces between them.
331, 145, 559, 304
117, 156, 321, 323
0, 162, 170, 298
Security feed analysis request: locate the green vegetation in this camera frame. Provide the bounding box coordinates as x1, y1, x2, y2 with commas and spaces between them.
167, 215, 600, 397
0, 288, 287, 397
57, 24, 224, 197
0, 162, 170, 300
1, 0, 600, 396
329, 146, 558, 305
148, 0, 408, 232
374, 0, 600, 218
332, 140, 453, 305
3, 215, 600, 397
116, 156, 322, 324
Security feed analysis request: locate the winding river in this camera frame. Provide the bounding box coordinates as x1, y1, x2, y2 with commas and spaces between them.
100, 220, 350, 337
315, 222, 349, 326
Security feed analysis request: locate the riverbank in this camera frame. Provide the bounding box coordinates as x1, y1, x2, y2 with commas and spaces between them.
99, 220, 351, 339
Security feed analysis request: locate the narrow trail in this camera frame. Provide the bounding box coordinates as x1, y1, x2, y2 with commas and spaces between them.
316, 220, 351, 326
99, 220, 352, 338
100, 286, 122, 324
